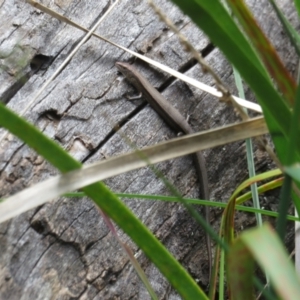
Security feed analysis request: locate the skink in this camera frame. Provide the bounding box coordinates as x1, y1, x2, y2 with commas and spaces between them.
115, 61, 212, 281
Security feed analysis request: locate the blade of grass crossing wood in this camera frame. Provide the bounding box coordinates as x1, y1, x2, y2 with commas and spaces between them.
232, 66, 272, 292
170, 0, 293, 165
25, 0, 262, 114
285, 79, 300, 166
65, 191, 299, 222
233, 66, 262, 226
173, 1, 270, 79
191, 1, 272, 78
130, 143, 226, 252
276, 74, 300, 241
150, 161, 226, 249
0, 116, 268, 224
0, 103, 207, 299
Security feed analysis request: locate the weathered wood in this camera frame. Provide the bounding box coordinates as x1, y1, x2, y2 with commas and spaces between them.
0, 0, 297, 298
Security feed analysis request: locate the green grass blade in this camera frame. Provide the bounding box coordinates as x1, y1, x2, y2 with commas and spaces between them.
276, 175, 293, 241
170, 0, 292, 163
269, 0, 300, 57
233, 67, 262, 225
276, 72, 300, 241
285, 78, 300, 166
294, 0, 300, 21
177, 1, 270, 78
0, 102, 207, 299
65, 192, 299, 222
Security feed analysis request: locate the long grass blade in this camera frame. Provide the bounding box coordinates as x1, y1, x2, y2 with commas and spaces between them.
24, 0, 262, 113
268, 0, 300, 57
0, 106, 266, 223
0, 105, 206, 298
169, 0, 293, 164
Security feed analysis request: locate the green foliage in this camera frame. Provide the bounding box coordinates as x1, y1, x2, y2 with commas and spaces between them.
170, 0, 300, 298
1, 0, 300, 299
0, 102, 207, 299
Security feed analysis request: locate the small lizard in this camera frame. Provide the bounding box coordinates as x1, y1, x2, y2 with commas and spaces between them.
115, 61, 212, 281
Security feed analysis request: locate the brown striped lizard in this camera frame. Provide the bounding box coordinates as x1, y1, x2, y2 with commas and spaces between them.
116, 61, 212, 281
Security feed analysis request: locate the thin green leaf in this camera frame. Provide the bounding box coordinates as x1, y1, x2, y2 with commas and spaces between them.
276, 75, 300, 241
236, 176, 283, 205
222, 168, 283, 246
170, 0, 292, 164
25, 0, 262, 113
0, 103, 207, 299
233, 66, 262, 225
64, 192, 299, 222
0, 115, 267, 223
269, 0, 300, 57
231, 169, 282, 200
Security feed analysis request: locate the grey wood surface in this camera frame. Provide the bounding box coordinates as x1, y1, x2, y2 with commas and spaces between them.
0, 0, 298, 299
